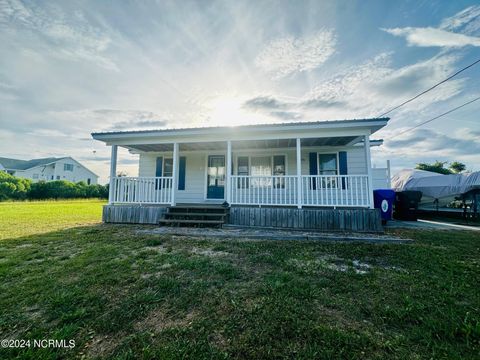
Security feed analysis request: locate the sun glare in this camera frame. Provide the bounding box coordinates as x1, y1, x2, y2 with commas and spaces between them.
207, 96, 270, 127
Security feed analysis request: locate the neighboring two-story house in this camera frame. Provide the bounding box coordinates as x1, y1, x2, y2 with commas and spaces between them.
0, 157, 99, 184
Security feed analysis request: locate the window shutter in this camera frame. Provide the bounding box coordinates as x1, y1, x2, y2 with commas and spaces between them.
178, 156, 186, 190
155, 157, 163, 177
339, 151, 348, 189
309, 152, 317, 190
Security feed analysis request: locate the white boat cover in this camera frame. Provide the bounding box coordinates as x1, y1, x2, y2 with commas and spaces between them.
391, 169, 480, 203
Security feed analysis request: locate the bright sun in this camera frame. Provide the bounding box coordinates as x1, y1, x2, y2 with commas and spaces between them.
207, 96, 270, 127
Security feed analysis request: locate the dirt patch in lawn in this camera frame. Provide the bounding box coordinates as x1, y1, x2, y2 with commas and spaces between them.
83, 332, 125, 359
134, 306, 197, 333
190, 247, 231, 257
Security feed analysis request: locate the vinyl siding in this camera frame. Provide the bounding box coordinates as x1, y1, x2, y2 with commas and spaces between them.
138, 145, 368, 203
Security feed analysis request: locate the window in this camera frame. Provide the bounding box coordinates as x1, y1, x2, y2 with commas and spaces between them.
163, 158, 173, 177
32, 174, 39, 179
237, 156, 249, 188
56, 175, 60, 180
87, 178, 91, 185
318, 153, 338, 175
318, 153, 338, 188
251, 156, 272, 188
51, 176, 54, 180
237, 155, 286, 188
273, 155, 286, 188
64, 164, 74, 172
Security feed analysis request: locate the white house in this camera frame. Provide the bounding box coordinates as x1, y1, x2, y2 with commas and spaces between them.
0, 156, 99, 184
92, 118, 390, 232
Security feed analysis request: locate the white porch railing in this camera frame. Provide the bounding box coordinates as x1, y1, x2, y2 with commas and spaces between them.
301, 175, 369, 207
110, 175, 370, 207
111, 177, 173, 204
230, 175, 298, 206
229, 175, 370, 207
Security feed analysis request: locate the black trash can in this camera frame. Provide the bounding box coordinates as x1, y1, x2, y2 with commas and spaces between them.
394, 191, 423, 221
373, 189, 395, 225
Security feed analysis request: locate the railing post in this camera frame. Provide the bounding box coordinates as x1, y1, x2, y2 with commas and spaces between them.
364, 134, 374, 209
296, 138, 302, 209
108, 145, 118, 204
171, 142, 179, 206
226, 140, 232, 205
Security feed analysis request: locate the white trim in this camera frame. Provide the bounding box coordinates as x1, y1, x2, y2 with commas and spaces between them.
296, 138, 302, 209
94, 128, 387, 147
364, 134, 374, 209
204, 153, 227, 201
171, 142, 178, 206
316, 151, 340, 176
92, 118, 389, 144
226, 141, 232, 204
109, 145, 118, 204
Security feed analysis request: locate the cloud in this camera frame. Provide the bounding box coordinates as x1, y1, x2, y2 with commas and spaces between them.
0, 0, 117, 70
243, 52, 464, 120
382, 5, 480, 48
255, 29, 336, 79
385, 128, 480, 156
112, 119, 169, 130
382, 27, 480, 47
440, 5, 480, 35
243, 96, 289, 110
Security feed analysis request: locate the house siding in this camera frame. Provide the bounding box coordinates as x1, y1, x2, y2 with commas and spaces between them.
137, 145, 368, 203
8, 159, 98, 184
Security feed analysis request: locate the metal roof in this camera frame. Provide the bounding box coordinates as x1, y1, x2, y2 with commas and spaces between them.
92, 118, 389, 137
0, 157, 67, 170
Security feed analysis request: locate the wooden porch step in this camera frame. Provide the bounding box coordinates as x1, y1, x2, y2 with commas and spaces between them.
159, 219, 225, 225
160, 204, 229, 227
165, 212, 227, 217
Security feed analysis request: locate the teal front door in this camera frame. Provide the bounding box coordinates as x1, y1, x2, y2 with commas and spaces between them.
207, 155, 225, 199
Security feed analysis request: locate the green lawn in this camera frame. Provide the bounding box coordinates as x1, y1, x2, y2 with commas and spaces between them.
0, 200, 105, 240
0, 201, 479, 359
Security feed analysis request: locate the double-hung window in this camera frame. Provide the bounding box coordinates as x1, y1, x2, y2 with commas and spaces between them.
237, 155, 286, 188
237, 156, 249, 188
318, 153, 338, 188
64, 164, 74, 172
163, 158, 173, 177
273, 155, 286, 188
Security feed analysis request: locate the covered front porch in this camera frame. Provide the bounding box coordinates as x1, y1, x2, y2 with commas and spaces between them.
106, 134, 375, 209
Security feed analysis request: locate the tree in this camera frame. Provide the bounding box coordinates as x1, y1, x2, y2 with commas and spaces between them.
415, 161, 452, 175
449, 161, 466, 174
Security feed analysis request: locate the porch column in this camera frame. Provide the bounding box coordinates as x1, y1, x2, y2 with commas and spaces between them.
364, 134, 374, 209
171, 142, 179, 206
226, 140, 232, 204
108, 145, 118, 204
296, 138, 302, 209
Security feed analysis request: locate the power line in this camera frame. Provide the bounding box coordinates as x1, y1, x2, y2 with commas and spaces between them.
389, 96, 480, 140
377, 58, 480, 118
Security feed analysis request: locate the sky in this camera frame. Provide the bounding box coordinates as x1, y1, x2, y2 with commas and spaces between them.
0, 0, 479, 184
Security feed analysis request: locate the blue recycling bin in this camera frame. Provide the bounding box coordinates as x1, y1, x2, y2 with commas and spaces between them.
373, 189, 395, 223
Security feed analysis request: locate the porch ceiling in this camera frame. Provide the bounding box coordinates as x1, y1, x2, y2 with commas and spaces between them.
125, 136, 361, 152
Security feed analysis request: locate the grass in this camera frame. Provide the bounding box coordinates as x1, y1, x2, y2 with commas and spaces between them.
0, 200, 105, 240
0, 201, 479, 359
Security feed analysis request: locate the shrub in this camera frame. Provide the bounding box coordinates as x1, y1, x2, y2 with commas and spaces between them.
28, 180, 108, 200
0, 172, 108, 201
0, 172, 31, 200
